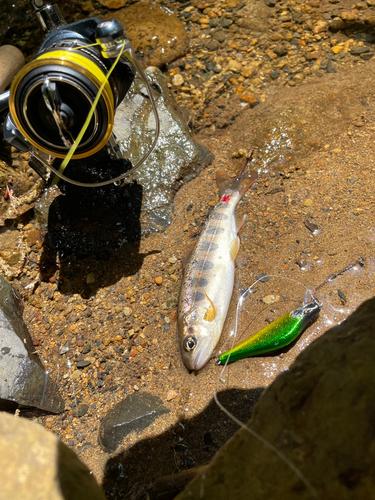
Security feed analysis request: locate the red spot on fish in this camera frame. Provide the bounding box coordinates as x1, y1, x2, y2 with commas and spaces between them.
221, 195, 230, 202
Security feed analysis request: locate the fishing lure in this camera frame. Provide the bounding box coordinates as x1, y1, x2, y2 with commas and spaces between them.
178, 151, 257, 371
218, 301, 321, 365
217, 257, 364, 365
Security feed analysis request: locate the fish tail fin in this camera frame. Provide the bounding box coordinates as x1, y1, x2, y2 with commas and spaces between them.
216, 170, 258, 198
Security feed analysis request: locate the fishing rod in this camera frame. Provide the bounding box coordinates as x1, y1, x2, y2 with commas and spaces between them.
0, 0, 160, 187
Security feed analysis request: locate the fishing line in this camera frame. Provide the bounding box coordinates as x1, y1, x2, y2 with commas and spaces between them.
212, 259, 364, 498
218, 273, 314, 354
50, 40, 127, 186
212, 272, 321, 498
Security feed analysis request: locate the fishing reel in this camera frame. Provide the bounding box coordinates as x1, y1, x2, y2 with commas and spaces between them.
0, 0, 159, 187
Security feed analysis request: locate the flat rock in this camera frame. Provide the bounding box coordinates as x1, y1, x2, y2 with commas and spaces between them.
112, 3, 190, 68
114, 67, 214, 233
176, 297, 375, 499
98, 391, 169, 453
0, 276, 64, 413
0, 412, 106, 500
230, 58, 375, 171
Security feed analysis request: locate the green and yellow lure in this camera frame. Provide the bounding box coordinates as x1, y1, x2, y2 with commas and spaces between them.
218, 301, 321, 365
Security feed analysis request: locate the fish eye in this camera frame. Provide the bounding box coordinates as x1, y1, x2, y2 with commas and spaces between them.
183, 336, 197, 352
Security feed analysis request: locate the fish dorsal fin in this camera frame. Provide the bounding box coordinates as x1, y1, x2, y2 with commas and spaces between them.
230, 237, 240, 261
235, 213, 247, 233
204, 293, 217, 322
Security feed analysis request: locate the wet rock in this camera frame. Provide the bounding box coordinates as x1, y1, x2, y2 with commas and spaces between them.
98, 391, 169, 453
0, 412, 106, 500
0, 276, 64, 413
114, 67, 214, 233
177, 297, 375, 499
97, 0, 127, 8
112, 3, 189, 68
230, 59, 375, 171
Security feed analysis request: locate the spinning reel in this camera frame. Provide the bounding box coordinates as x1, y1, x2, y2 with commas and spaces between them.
0, 0, 160, 187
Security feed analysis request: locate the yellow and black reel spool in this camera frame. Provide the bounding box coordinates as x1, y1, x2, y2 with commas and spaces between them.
9, 47, 120, 160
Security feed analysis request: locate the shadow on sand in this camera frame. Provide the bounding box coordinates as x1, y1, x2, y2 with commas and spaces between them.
101, 387, 264, 500
38, 155, 159, 297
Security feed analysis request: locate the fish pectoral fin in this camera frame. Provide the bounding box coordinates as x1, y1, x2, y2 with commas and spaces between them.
204, 293, 217, 322
235, 213, 247, 233
230, 237, 240, 261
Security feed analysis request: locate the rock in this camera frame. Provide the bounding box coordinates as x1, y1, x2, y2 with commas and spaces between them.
235, 0, 273, 31
114, 67, 214, 233
211, 29, 226, 43
293, 73, 304, 83
313, 20, 328, 33
176, 297, 375, 499
331, 45, 344, 54
97, 0, 127, 8
226, 59, 242, 73
230, 59, 375, 171
341, 11, 358, 22
77, 403, 89, 417
351, 46, 371, 55
112, 4, 189, 68
261, 294, 280, 304
0, 45, 25, 93
172, 73, 184, 86
240, 62, 260, 78
273, 44, 288, 57
0, 276, 64, 414
0, 412, 106, 500
239, 94, 257, 105
98, 391, 169, 453
76, 360, 91, 368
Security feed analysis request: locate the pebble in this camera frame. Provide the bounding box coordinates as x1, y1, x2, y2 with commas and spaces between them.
72, 370, 81, 381
226, 59, 242, 73
303, 198, 314, 207
76, 360, 91, 368
155, 277, 163, 285
124, 307, 132, 317
76, 403, 89, 417
166, 390, 178, 401
262, 295, 280, 305
172, 74, 184, 86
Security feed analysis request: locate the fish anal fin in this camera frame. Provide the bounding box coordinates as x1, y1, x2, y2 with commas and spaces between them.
204, 293, 217, 322
235, 213, 247, 233
230, 237, 240, 261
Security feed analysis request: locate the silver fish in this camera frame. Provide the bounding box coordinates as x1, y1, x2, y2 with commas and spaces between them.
178, 167, 258, 371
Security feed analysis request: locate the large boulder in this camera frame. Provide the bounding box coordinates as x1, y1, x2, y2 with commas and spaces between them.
0, 276, 64, 413
0, 411, 106, 500
176, 297, 375, 499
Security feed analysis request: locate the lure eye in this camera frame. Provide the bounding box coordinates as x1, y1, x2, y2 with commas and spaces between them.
183, 336, 197, 352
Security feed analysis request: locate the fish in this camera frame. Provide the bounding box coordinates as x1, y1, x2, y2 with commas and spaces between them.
178, 161, 257, 371
218, 301, 321, 365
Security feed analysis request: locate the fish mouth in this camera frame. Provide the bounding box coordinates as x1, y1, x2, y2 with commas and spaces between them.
184, 337, 213, 371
